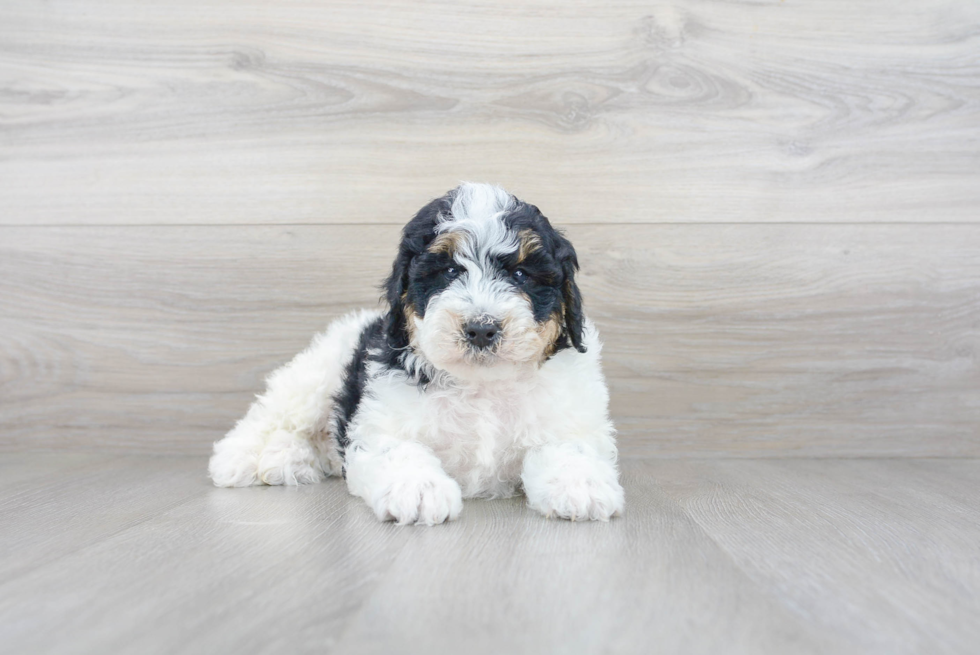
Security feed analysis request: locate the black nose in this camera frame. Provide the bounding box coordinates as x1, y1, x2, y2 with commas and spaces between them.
464, 320, 500, 349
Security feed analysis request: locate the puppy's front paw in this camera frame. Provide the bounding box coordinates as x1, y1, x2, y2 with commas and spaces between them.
529, 475, 624, 521
209, 442, 260, 487
257, 435, 322, 486
522, 444, 625, 521
372, 473, 464, 526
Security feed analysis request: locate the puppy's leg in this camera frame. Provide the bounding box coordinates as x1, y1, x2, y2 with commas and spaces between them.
208, 311, 377, 487
521, 442, 625, 521
345, 437, 463, 526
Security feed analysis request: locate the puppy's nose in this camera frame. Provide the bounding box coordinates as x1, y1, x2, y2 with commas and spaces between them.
464, 319, 500, 349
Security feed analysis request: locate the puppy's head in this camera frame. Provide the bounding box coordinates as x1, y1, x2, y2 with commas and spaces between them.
383, 183, 585, 381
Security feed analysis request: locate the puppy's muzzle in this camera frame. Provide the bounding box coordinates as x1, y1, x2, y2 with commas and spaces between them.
463, 319, 501, 350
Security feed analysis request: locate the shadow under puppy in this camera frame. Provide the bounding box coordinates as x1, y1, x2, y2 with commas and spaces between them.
209, 183, 624, 524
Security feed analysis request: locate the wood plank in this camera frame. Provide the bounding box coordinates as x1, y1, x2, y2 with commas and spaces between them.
2, 0, 979, 225
651, 458, 980, 654
0, 456, 839, 655
1, 223, 978, 456
0, 455, 208, 584
581, 224, 980, 456
0, 452, 104, 490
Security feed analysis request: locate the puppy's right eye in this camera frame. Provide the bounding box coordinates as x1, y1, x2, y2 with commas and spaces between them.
445, 266, 462, 279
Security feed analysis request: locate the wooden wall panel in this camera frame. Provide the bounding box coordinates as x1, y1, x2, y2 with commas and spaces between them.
2, 0, 979, 225
3, 0, 978, 458
2, 224, 977, 456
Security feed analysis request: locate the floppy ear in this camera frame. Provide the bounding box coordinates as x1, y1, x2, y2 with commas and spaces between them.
555, 232, 587, 353
381, 194, 451, 350
383, 244, 413, 350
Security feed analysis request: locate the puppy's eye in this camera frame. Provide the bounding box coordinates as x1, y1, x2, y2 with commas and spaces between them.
512, 268, 529, 284
445, 266, 462, 279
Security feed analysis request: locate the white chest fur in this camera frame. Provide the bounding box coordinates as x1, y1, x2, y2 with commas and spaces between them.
351, 333, 614, 499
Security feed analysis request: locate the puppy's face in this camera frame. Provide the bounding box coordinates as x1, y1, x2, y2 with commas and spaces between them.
385, 183, 585, 381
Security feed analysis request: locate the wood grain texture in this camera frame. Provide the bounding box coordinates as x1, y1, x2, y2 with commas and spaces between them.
2, 0, 979, 225
2, 223, 978, 456
332, 462, 834, 655
1, 456, 978, 654
0, 454, 207, 584
652, 458, 980, 654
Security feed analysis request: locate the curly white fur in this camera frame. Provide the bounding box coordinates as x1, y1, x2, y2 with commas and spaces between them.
208, 310, 376, 487
345, 438, 463, 526
210, 314, 622, 524
522, 442, 625, 521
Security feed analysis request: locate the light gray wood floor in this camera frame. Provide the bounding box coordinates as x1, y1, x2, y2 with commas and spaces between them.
1, 453, 978, 655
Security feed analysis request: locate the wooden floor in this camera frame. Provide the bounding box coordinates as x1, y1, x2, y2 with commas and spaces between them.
0, 453, 977, 655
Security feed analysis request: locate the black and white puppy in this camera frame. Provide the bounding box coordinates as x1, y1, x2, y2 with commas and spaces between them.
209, 183, 624, 524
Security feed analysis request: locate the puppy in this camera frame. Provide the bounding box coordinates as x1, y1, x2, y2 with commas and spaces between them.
209, 183, 624, 525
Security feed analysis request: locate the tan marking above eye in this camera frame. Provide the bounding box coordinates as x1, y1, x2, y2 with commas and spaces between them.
516, 229, 542, 263
427, 232, 466, 255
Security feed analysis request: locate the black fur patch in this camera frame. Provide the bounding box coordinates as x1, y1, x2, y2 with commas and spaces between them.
332, 316, 382, 465
406, 250, 460, 318
332, 314, 430, 472
501, 201, 586, 353
382, 195, 452, 351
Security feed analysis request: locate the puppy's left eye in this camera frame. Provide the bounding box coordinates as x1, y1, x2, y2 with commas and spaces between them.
445, 266, 462, 279
512, 269, 529, 284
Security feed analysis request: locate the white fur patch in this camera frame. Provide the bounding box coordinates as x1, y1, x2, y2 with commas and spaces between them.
521, 442, 625, 521
345, 438, 463, 526
344, 321, 617, 501
208, 309, 379, 487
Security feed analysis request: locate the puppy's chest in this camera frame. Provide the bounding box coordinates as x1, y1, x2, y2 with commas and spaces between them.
422, 386, 532, 447
416, 385, 538, 493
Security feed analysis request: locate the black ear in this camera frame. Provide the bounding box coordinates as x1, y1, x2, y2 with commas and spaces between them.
382, 243, 413, 350
381, 193, 452, 350
555, 231, 587, 353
